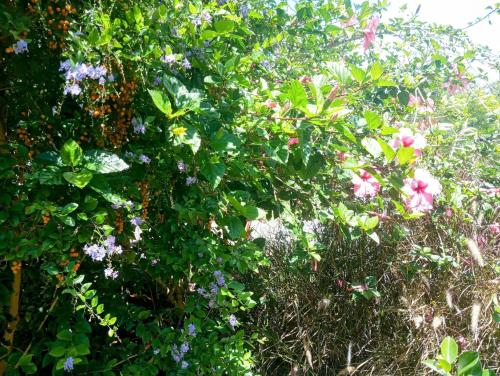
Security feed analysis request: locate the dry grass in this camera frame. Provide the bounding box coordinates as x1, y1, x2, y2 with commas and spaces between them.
246, 214, 499, 375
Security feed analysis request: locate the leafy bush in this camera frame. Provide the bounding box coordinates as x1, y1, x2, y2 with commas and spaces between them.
0, 0, 498, 375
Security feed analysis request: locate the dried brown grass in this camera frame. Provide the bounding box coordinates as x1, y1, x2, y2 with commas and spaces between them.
246, 214, 499, 375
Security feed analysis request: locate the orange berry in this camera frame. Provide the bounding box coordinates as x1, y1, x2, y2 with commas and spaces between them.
5, 47, 14, 54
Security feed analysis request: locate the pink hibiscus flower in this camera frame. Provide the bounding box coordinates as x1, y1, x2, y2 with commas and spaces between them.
389, 127, 427, 156
402, 169, 442, 213
352, 169, 380, 199
288, 137, 299, 148
363, 17, 380, 51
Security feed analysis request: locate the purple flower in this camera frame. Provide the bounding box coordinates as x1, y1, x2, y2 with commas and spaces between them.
204, 40, 210, 48
186, 176, 197, 185
98, 77, 106, 85
181, 361, 189, 369
132, 117, 146, 134
202, 11, 212, 22
214, 270, 225, 287
209, 282, 219, 295
63, 357, 74, 372
125, 151, 136, 158
216, 257, 223, 264
188, 323, 196, 337
139, 154, 151, 164
154, 76, 162, 86
111, 204, 121, 209
83, 244, 107, 261
13, 40, 28, 54
130, 217, 143, 226
172, 353, 181, 363
160, 54, 176, 65
182, 58, 191, 70
228, 314, 238, 328
177, 160, 186, 173
59, 59, 72, 72
75, 63, 90, 81
107, 74, 115, 82
104, 267, 119, 279
104, 235, 116, 249
63, 84, 82, 96
197, 287, 208, 298
240, 4, 249, 19
192, 17, 202, 27
217, 0, 227, 6
180, 342, 189, 354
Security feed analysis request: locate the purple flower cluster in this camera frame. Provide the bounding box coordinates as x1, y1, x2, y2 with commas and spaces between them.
228, 314, 238, 329
182, 58, 191, 70
13, 40, 29, 54
177, 160, 187, 173
187, 323, 196, 337
160, 54, 176, 65
83, 235, 123, 262
197, 271, 227, 307
111, 200, 135, 210
186, 176, 197, 185
104, 266, 119, 279
139, 154, 151, 164
240, 4, 249, 19
59, 59, 110, 96
132, 117, 146, 134
63, 357, 74, 372
130, 217, 143, 243
172, 342, 189, 364
214, 270, 225, 287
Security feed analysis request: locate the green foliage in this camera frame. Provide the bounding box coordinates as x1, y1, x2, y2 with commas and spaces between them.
0, 0, 498, 374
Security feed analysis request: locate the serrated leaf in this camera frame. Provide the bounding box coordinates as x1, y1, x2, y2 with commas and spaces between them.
288, 80, 308, 108
369, 61, 384, 80
397, 147, 414, 165
364, 110, 382, 129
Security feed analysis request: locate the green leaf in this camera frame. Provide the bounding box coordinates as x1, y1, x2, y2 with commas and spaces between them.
350, 65, 366, 83
57, 329, 73, 341
60, 140, 83, 167
214, 19, 235, 34
63, 171, 94, 188
241, 206, 267, 220
369, 61, 384, 80
457, 352, 480, 375
364, 111, 382, 129
84, 151, 129, 174
60, 203, 78, 215
201, 162, 225, 188
222, 216, 245, 239
440, 337, 458, 365
148, 89, 172, 116
422, 359, 449, 375
376, 137, 396, 161
201, 30, 218, 40
397, 147, 414, 165
288, 80, 308, 108
49, 345, 66, 358
181, 125, 202, 154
